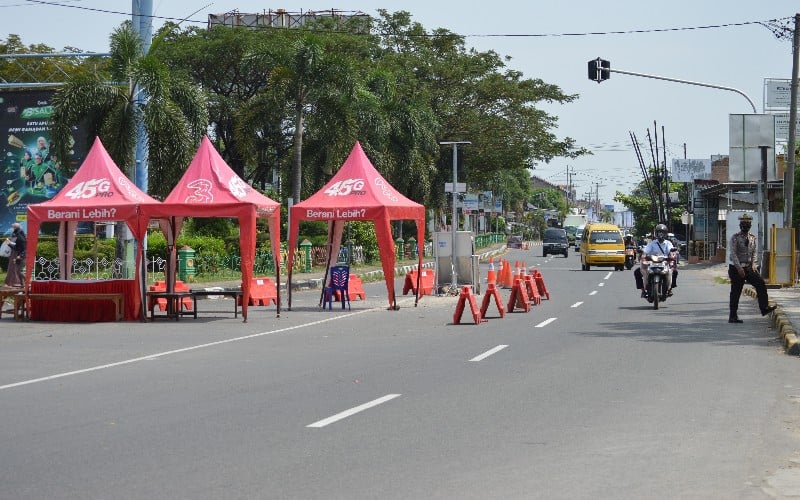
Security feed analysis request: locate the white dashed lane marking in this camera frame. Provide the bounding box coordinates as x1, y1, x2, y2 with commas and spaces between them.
470, 345, 509, 362
307, 394, 402, 428
535, 318, 557, 328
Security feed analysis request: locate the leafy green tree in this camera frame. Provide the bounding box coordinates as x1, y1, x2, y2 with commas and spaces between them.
111, 11, 585, 228
368, 10, 588, 216
614, 170, 684, 237
51, 22, 208, 198
156, 23, 291, 183
285, 33, 323, 202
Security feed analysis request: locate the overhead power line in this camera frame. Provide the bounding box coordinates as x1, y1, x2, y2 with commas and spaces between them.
8, 1, 794, 39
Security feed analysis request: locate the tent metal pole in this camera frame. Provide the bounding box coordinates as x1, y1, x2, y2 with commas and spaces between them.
319, 221, 336, 307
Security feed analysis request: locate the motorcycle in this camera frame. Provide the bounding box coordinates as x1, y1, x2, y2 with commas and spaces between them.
624, 245, 637, 270
642, 254, 673, 309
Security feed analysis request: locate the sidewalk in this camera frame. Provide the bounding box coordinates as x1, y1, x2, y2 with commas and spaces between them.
686, 261, 800, 356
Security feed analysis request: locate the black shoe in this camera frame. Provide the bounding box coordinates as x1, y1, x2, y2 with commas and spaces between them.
761, 305, 777, 316
640, 290, 646, 298
667, 289, 673, 297
729, 317, 743, 323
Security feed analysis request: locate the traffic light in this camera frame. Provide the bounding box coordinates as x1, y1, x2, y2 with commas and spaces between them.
588, 58, 610, 83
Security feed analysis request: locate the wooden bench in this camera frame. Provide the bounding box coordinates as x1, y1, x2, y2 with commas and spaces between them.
191, 289, 243, 318
25, 293, 125, 321
0, 289, 26, 320
147, 291, 196, 321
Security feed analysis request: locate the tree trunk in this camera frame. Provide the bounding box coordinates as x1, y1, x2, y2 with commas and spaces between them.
291, 97, 304, 203
112, 221, 127, 279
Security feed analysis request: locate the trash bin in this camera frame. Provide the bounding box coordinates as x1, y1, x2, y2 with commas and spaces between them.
177, 246, 196, 282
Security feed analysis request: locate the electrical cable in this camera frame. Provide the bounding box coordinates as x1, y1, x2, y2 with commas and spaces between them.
11, 1, 793, 40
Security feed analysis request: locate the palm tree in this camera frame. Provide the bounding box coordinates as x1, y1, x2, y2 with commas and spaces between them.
250, 26, 365, 203
51, 21, 208, 199
278, 32, 327, 203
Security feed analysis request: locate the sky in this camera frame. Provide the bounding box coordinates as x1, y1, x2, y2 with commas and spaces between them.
1, 0, 797, 209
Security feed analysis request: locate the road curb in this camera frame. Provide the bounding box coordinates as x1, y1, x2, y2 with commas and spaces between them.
744, 287, 799, 356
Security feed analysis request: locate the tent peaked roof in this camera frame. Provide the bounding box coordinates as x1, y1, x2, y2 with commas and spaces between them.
296, 141, 422, 210
287, 141, 425, 310
39, 136, 159, 208
164, 136, 278, 214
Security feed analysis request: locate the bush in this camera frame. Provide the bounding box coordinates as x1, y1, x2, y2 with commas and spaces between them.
298, 220, 329, 247
185, 217, 235, 238
146, 231, 168, 259
33, 235, 116, 262
347, 221, 379, 263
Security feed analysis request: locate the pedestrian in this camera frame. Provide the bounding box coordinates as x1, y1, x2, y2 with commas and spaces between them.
4, 223, 26, 288
728, 213, 776, 323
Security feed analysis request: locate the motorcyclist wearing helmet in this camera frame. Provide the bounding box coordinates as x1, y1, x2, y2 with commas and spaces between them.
624, 234, 636, 251
634, 223, 674, 297
624, 233, 637, 266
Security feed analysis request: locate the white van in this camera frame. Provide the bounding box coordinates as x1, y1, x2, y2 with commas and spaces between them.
574, 225, 585, 252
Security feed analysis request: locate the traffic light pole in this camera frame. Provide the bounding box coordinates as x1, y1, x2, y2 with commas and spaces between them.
603, 66, 757, 113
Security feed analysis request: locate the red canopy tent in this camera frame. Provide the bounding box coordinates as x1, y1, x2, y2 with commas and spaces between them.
149, 136, 282, 321
25, 137, 160, 320
287, 142, 425, 310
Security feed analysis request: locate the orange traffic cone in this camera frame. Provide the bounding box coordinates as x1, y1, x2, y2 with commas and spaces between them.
502, 260, 513, 288
486, 257, 497, 285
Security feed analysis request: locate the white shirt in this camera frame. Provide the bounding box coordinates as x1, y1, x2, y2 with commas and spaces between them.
643, 238, 673, 256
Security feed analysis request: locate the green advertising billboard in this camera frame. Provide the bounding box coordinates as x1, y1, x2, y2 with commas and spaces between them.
1, 89, 88, 234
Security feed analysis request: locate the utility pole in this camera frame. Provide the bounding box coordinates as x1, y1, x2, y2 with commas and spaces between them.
594, 183, 606, 221
440, 141, 471, 289
565, 166, 574, 207
785, 13, 799, 229
132, 0, 152, 194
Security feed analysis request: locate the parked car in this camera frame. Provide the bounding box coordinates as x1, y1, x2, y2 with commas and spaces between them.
507, 234, 523, 249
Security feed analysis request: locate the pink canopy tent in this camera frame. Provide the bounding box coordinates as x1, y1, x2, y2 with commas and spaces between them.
148, 136, 282, 321
287, 142, 426, 310
25, 137, 161, 319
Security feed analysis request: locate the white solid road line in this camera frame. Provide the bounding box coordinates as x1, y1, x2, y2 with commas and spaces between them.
307, 394, 402, 428
571, 302, 583, 308
470, 345, 509, 362
604, 272, 613, 280
535, 317, 557, 328
0, 304, 391, 391
589, 291, 598, 296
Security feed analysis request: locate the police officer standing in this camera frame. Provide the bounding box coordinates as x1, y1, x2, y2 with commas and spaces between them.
728, 213, 776, 323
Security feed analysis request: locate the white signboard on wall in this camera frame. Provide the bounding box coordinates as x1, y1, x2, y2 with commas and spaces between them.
772, 113, 800, 142
765, 79, 798, 109
729, 114, 777, 182
671, 158, 711, 182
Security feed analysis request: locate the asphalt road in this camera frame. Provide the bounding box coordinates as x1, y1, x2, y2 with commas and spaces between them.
1, 248, 799, 499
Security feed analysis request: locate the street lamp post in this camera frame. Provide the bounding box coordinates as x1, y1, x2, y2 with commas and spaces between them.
440, 141, 471, 289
